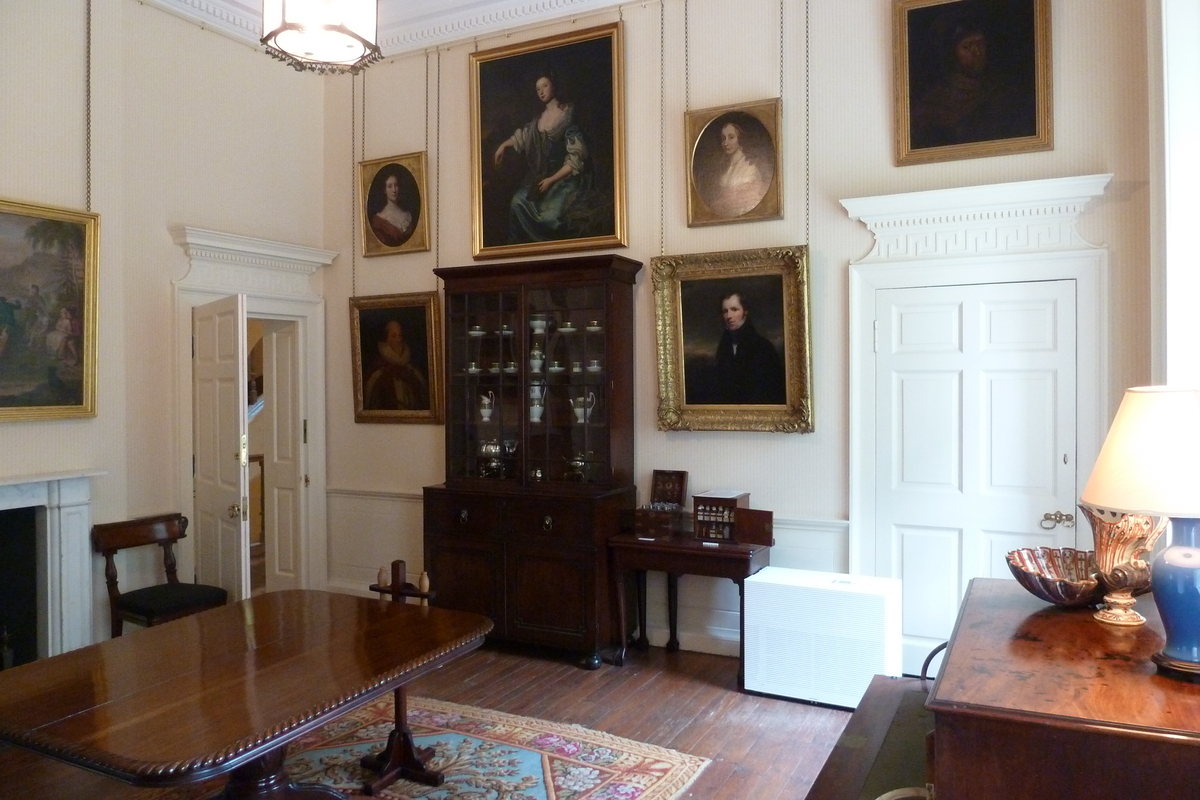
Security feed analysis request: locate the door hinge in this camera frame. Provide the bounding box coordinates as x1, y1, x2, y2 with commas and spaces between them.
873, 319, 879, 353
303, 419, 308, 444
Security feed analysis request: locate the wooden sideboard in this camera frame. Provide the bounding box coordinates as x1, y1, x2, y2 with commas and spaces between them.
926, 578, 1200, 799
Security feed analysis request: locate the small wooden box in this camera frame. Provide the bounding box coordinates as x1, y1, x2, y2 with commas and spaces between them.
650, 470, 688, 506
692, 490, 750, 541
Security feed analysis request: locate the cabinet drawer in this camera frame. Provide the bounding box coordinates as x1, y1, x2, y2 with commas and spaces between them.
506, 498, 590, 541
425, 491, 500, 537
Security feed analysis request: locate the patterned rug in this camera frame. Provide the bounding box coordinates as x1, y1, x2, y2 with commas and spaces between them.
159, 696, 708, 800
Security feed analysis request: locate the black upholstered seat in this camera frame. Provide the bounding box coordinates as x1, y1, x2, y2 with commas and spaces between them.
91, 513, 228, 637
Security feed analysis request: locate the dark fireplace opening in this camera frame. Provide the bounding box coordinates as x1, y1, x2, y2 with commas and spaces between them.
0, 506, 37, 668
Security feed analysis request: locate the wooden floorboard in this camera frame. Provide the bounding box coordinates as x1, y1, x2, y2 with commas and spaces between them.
0, 642, 851, 799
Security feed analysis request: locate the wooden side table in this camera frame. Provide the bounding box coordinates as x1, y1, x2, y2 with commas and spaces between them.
927, 578, 1200, 799
607, 532, 769, 687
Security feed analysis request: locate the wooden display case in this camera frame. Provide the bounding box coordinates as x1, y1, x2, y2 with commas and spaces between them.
424, 254, 642, 669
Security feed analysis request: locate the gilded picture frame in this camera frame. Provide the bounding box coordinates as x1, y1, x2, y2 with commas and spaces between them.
350, 292, 444, 424
652, 246, 812, 433
894, 0, 1052, 166
470, 22, 627, 259
0, 198, 98, 420
686, 98, 782, 226
359, 152, 430, 256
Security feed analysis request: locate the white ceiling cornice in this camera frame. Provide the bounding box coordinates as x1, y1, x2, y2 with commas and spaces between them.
144, 0, 626, 58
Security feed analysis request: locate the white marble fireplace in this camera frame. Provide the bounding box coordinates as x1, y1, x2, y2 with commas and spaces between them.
0, 472, 98, 657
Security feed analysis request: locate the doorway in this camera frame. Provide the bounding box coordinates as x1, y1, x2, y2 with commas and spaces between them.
172, 225, 333, 599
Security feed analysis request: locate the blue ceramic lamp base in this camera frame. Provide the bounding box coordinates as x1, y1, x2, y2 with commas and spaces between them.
1151, 517, 1200, 682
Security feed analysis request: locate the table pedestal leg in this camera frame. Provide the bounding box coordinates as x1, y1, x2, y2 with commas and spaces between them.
359, 687, 444, 795
666, 573, 680, 652
614, 564, 628, 666
220, 746, 342, 799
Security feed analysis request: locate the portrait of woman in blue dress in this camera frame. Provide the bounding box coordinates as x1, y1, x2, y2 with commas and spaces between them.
476, 30, 618, 252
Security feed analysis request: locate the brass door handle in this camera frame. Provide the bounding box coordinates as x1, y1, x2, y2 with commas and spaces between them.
1040, 511, 1075, 530
228, 503, 241, 519
543, 515, 554, 531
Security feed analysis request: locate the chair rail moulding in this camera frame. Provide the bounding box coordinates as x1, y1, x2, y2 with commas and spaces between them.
841, 173, 1113, 263
169, 226, 337, 300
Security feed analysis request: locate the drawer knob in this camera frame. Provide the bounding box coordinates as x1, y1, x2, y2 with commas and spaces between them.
459, 509, 469, 524
543, 515, 554, 531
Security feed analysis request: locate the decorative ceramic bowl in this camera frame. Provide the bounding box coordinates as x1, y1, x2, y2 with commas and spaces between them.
1006, 547, 1106, 607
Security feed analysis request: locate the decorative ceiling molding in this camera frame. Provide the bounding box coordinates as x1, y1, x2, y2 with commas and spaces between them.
841, 174, 1114, 263
145, 0, 625, 57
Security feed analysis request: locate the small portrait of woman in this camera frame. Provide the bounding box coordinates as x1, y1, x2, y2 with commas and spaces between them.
358, 153, 430, 256
686, 99, 782, 226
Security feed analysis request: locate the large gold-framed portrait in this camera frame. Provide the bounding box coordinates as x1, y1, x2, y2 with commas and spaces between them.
652, 246, 812, 433
895, 0, 1052, 166
0, 198, 98, 420
470, 23, 627, 259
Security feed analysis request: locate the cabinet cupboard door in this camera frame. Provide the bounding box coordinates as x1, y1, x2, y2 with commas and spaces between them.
506, 542, 594, 648
426, 536, 505, 633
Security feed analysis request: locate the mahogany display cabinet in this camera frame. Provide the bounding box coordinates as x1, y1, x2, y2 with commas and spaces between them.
424, 254, 641, 668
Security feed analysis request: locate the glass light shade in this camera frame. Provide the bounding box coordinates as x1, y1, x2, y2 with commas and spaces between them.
1080, 386, 1200, 518
261, 0, 381, 74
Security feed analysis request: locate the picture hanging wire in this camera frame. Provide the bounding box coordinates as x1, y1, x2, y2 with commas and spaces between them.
435, 47, 442, 272
350, 72, 358, 296
659, 0, 666, 256
684, 0, 690, 111
804, 0, 810, 247
86, 0, 93, 212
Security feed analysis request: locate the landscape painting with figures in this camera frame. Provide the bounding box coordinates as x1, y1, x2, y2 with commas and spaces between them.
0, 199, 98, 420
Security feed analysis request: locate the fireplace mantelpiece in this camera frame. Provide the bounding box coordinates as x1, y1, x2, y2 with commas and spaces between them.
0, 472, 99, 657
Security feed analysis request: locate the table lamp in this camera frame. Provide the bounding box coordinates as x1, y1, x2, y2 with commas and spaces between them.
1080, 386, 1200, 678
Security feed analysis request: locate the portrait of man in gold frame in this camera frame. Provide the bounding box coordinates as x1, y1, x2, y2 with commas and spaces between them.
686, 98, 782, 227
895, 0, 1052, 166
350, 292, 444, 424
359, 152, 431, 256
652, 246, 812, 433
0, 198, 98, 420
470, 22, 627, 260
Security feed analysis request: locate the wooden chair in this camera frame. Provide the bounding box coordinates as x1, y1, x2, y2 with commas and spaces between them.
91, 513, 228, 638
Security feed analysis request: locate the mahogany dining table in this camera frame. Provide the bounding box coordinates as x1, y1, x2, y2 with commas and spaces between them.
0, 590, 492, 799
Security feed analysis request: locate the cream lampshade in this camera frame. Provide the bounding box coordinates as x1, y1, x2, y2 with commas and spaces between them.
1080, 388, 1200, 669
261, 0, 382, 75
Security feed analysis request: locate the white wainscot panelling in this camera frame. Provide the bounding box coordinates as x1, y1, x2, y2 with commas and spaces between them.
326, 489, 425, 596
640, 517, 850, 656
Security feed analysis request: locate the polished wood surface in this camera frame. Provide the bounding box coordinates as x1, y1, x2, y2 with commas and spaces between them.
0, 643, 851, 800
0, 590, 491, 790
929, 578, 1200, 799
607, 532, 769, 683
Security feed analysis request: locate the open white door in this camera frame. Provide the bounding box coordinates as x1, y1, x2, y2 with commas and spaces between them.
262, 319, 301, 592
193, 294, 250, 601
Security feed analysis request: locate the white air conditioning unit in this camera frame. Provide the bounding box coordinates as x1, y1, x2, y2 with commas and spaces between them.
743, 567, 902, 709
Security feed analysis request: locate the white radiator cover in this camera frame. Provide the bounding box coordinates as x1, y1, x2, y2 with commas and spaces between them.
743, 567, 902, 709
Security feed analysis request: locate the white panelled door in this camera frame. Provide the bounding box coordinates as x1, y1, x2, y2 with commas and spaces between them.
875, 280, 1078, 674
262, 319, 301, 592
193, 295, 250, 601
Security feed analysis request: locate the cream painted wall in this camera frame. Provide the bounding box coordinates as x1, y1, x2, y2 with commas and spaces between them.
320, 0, 1152, 652
0, 1, 325, 641
0, 0, 1154, 652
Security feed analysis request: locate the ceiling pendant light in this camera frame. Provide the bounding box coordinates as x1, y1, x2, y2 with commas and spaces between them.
261, 0, 382, 75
